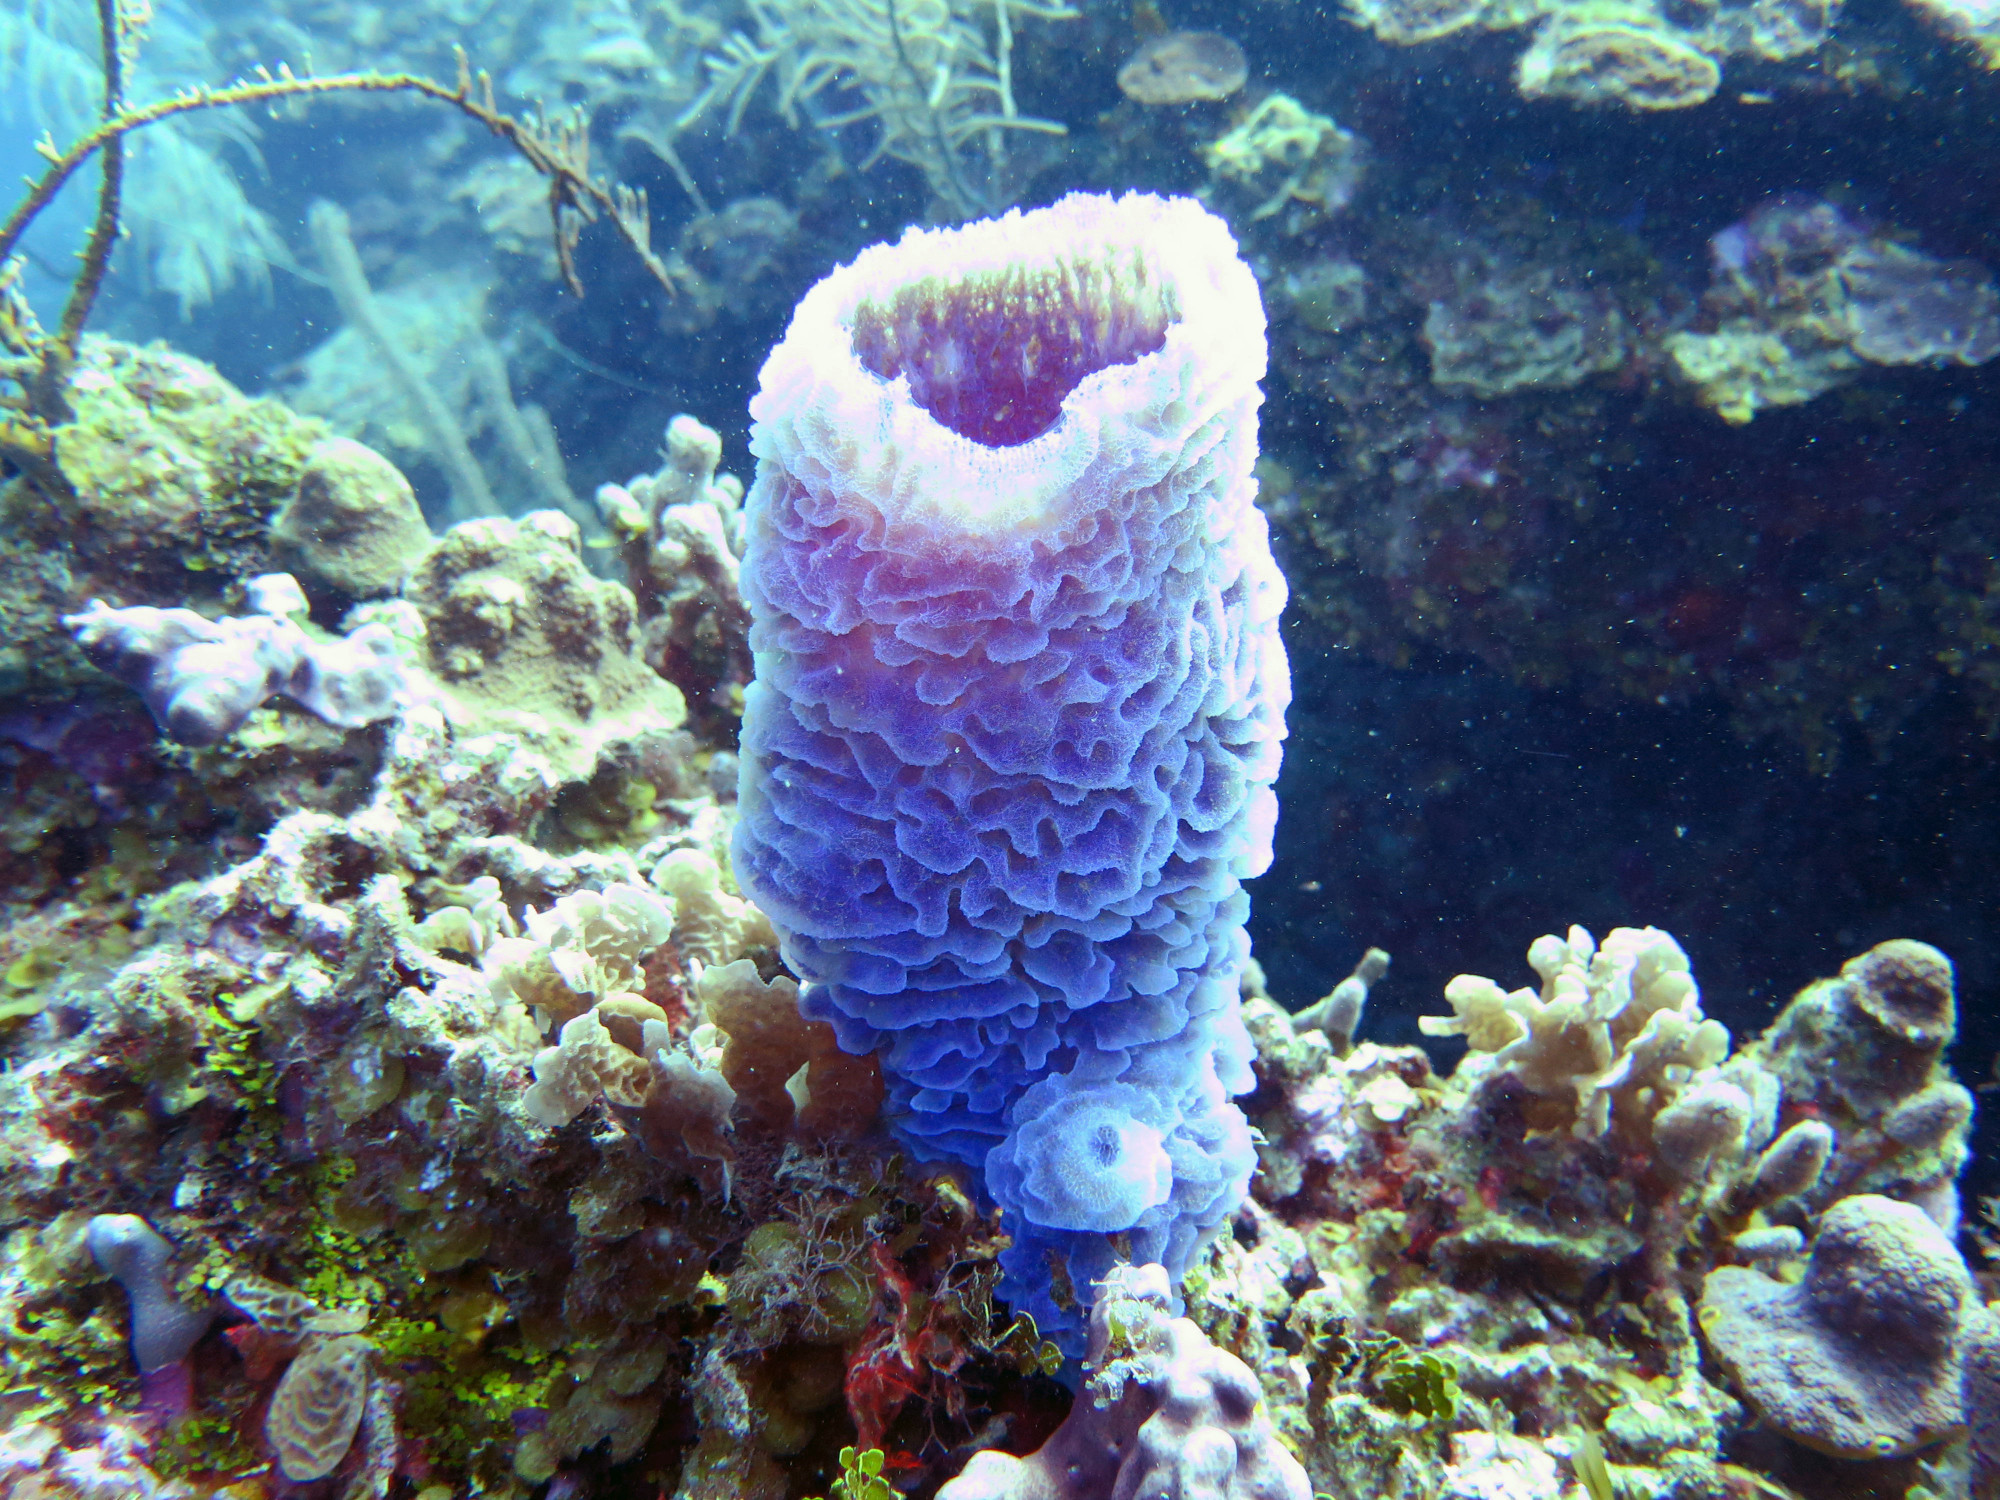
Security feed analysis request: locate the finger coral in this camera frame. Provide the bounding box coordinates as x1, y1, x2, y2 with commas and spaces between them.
1418, 925, 1729, 1140
597, 415, 754, 739
731, 190, 1289, 1349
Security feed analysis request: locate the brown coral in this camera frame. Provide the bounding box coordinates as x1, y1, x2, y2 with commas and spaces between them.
404, 511, 686, 785
267, 1333, 377, 1482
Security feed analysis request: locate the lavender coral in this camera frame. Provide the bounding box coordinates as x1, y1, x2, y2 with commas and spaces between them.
85, 1214, 213, 1374
1699, 1194, 1974, 1458
939, 1263, 1311, 1500
731, 190, 1288, 1348
64, 574, 407, 746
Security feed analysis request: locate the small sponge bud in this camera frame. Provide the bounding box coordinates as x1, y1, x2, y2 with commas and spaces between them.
1012, 1086, 1175, 1233
1292, 947, 1390, 1055
1749, 1120, 1836, 1205
1651, 1079, 1752, 1179
1731, 1225, 1806, 1262
1883, 1082, 1974, 1154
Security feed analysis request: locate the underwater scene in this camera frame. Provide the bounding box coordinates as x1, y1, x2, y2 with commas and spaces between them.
2, 0, 2000, 1493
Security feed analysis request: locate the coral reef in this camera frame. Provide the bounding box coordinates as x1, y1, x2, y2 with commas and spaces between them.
402, 511, 688, 786
1253, 183, 2000, 767
1208, 928, 1979, 1500
6, 0, 2000, 1482
1668, 196, 2000, 424
3, 389, 1991, 1500
732, 190, 1288, 1351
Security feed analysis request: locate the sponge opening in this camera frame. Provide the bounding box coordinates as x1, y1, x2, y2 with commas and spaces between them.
851, 249, 1178, 449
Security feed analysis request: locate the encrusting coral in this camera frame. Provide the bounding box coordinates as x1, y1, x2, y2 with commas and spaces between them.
1346, 0, 1847, 111
1700, 1194, 1973, 1458
65, 575, 409, 747
402, 510, 689, 786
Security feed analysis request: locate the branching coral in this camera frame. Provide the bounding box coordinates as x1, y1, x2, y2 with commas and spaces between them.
681, 0, 1076, 216
598, 416, 754, 736
1418, 924, 1729, 1141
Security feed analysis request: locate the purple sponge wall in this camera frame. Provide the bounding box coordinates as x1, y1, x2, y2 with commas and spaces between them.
733, 191, 1289, 1348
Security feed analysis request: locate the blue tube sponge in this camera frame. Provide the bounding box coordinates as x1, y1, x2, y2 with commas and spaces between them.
733, 190, 1288, 1348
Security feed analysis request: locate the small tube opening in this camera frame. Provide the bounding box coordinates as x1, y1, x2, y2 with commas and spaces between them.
852, 249, 1178, 448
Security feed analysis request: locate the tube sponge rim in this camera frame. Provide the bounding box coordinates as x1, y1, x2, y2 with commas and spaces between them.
748, 190, 1267, 554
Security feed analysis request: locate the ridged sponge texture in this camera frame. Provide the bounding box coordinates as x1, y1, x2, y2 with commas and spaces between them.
734, 190, 1288, 1348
